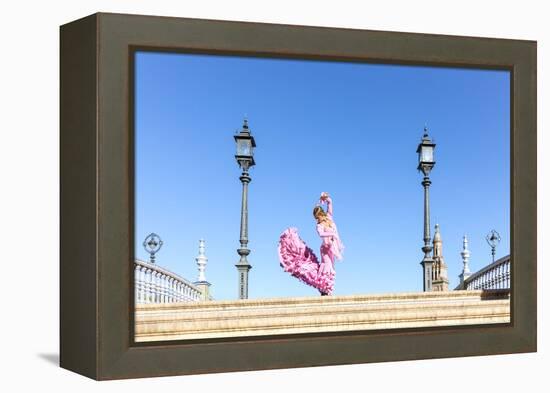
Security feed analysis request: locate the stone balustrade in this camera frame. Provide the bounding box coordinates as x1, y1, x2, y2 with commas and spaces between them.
135, 290, 510, 342
463, 255, 510, 290
134, 259, 203, 303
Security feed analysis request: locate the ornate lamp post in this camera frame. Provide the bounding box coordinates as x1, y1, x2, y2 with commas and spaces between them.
486, 229, 501, 263
234, 118, 256, 299
143, 233, 163, 264
417, 126, 436, 291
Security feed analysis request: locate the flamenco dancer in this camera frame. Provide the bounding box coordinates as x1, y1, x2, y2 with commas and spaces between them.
278, 192, 344, 296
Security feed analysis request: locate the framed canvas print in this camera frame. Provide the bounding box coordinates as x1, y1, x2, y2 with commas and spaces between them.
60, 12, 537, 380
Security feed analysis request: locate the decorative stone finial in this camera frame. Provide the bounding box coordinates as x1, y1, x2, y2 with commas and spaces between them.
196, 239, 208, 282
433, 223, 441, 242
431, 224, 448, 290
461, 234, 471, 276
432, 224, 443, 258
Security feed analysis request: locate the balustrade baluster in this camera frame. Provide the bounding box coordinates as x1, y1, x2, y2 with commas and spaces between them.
136, 267, 141, 303
172, 281, 176, 302
166, 276, 171, 302
169, 277, 174, 302
149, 270, 155, 302
156, 272, 162, 302
162, 275, 168, 303
148, 270, 154, 302
170, 277, 174, 302
157, 274, 163, 303
166, 277, 171, 302
134, 265, 140, 303
159, 274, 165, 303
138, 266, 144, 303
150, 271, 156, 303
160, 273, 166, 303
147, 269, 153, 303
143, 268, 148, 303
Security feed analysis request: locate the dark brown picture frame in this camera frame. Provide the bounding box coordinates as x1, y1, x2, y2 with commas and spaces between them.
60, 12, 537, 380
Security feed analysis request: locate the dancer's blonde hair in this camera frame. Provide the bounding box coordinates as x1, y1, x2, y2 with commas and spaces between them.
313, 206, 333, 227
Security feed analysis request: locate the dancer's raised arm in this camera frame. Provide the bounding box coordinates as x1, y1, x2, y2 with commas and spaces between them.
325, 196, 333, 218
320, 192, 333, 219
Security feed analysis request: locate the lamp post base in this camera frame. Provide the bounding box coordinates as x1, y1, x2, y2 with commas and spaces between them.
421, 258, 434, 292
236, 260, 252, 300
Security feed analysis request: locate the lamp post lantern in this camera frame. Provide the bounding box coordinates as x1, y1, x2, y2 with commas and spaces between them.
143, 233, 163, 264
486, 229, 501, 263
417, 126, 436, 291
234, 118, 256, 299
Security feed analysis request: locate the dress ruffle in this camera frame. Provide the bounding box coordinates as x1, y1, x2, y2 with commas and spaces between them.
278, 227, 335, 295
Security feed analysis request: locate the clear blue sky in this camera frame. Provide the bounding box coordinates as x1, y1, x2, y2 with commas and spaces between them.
135, 51, 510, 300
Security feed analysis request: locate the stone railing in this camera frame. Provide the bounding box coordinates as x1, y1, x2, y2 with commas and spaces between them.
135, 290, 510, 342
462, 255, 510, 290
134, 259, 203, 304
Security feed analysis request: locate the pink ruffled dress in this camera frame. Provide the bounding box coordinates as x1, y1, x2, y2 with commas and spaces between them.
278, 198, 344, 295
